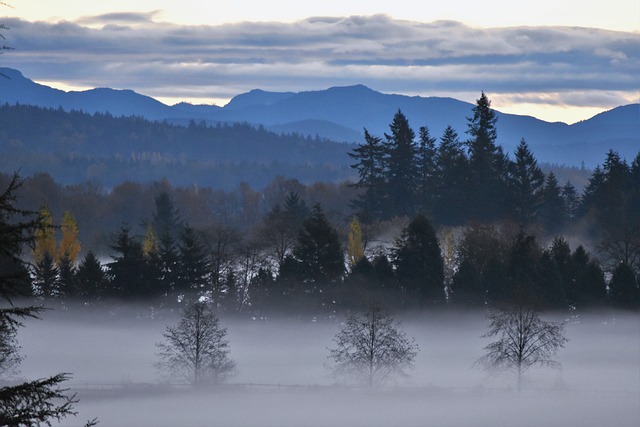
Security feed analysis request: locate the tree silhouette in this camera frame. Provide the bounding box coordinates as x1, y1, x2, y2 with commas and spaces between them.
156, 301, 235, 386
327, 305, 418, 387
476, 305, 567, 391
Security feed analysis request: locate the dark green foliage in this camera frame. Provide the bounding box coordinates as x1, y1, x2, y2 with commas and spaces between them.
415, 125, 437, 215
609, 262, 639, 308
176, 226, 211, 294
292, 204, 344, 284
393, 215, 444, 302
540, 172, 566, 233
75, 251, 108, 299
385, 111, 418, 217
0, 174, 84, 426
33, 253, 59, 299
433, 126, 468, 225
348, 129, 388, 221
508, 139, 545, 226
465, 92, 509, 222
107, 225, 165, 299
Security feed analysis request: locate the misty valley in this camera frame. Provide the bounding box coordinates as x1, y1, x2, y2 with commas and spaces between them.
16, 307, 640, 427
1, 92, 639, 426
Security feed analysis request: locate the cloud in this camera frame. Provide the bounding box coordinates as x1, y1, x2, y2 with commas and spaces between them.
1, 15, 638, 112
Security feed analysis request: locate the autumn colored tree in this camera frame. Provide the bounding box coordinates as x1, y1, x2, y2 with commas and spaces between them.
57, 211, 81, 264
347, 216, 365, 270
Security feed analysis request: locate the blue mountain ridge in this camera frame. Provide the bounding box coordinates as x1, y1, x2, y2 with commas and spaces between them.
1, 67, 637, 167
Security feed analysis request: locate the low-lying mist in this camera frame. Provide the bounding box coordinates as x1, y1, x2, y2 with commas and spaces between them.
16, 306, 640, 427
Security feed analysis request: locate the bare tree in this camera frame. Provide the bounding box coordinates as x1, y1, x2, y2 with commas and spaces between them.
156, 302, 235, 386
327, 305, 418, 387
476, 305, 568, 391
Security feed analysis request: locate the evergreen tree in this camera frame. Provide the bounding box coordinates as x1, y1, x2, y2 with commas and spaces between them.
57, 252, 77, 298
540, 172, 565, 233
465, 92, 508, 221
415, 125, 437, 215
33, 252, 59, 298
385, 110, 417, 217
107, 225, 163, 299
75, 251, 108, 299
561, 181, 580, 221
176, 226, 211, 295
434, 125, 468, 225
609, 262, 639, 308
0, 173, 84, 426
348, 130, 388, 221
292, 204, 344, 285
393, 214, 444, 301
508, 139, 545, 226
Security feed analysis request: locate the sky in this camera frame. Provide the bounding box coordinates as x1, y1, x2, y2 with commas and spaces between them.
1, 0, 639, 124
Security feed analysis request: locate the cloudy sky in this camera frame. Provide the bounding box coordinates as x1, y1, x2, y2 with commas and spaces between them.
1, 0, 638, 123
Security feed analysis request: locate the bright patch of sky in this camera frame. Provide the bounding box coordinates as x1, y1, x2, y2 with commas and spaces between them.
2, 0, 639, 124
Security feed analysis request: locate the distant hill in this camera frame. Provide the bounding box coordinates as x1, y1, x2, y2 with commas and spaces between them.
1, 67, 638, 167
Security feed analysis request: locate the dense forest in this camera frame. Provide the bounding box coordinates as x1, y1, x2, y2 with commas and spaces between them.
2, 93, 639, 313
0, 103, 356, 189
0, 103, 591, 190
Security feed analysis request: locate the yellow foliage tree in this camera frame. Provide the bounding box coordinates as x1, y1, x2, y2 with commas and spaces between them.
57, 211, 81, 264
347, 216, 365, 269
33, 206, 55, 264
142, 224, 158, 259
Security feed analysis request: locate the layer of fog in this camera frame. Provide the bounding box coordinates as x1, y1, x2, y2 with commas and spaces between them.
16, 306, 640, 427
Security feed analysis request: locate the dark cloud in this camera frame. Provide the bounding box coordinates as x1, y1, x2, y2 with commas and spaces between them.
1, 15, 638, 109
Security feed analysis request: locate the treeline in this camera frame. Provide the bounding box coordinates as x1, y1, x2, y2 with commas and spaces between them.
0, 103, 355, 189
4, 93, 639, 312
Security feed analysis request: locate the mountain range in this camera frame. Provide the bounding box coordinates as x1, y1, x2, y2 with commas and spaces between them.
1, 67, 638, 168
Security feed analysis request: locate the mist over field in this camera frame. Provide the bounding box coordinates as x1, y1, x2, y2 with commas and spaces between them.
16, 306, 640, 427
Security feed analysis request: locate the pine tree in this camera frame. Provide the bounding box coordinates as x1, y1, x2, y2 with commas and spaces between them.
508, 139, 545, 226
415, 125, 437, 215
33, 252, 59, 298
385, 110, 417, 217
176, 226, 211, 295
540, 172, 565, 233
465, 92, 508, 221
348, 129, 388, 221
0, 173, 85, 426
75, 251, 108, 299
393, 214, 444, 301
434, 125, 468, 225
293, 204, 344, 285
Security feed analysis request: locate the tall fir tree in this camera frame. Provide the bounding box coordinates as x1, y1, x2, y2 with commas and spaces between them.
348, 129, 388, 221
434, 125, 468, 225
508, 139, 545, 226
393, 214, 444, 302
384, 110, 417, 217
465, 92, 508, 221
415, 125, 437, 215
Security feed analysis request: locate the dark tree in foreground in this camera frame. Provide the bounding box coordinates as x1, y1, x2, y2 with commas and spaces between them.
0, 173, 93, 426
156, 301, 235, 386
327, 305, 418, 387
476, 305, 568, 391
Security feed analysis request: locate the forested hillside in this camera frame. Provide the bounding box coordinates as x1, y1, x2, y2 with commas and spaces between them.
0, 104, 356, 189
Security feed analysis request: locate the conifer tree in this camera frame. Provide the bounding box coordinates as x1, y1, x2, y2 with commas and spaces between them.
508, 139, 545, 226
348, 129, 388, 220
465, 92, 508, 221
415, 125, 437, 215
393, 214, 444, 301
434, 125, 468, 225
385, 110, 417, 217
